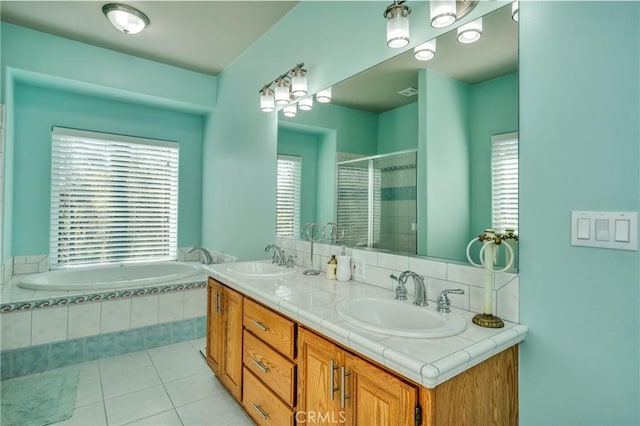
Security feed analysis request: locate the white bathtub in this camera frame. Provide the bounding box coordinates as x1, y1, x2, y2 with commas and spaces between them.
18, 261, 204, 290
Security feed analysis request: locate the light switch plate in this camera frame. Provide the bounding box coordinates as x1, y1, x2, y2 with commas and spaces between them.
571, 211, 638, 251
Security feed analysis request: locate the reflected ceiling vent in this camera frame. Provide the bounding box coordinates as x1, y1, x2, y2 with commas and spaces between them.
398, 87, 418, 97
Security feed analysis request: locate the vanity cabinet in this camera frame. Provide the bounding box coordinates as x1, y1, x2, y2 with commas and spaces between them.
298, 327, 418, 426
206, 278, 243, 402
207, 277, 519, 426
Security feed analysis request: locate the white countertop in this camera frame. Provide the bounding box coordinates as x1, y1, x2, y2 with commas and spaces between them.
204, 262, 527, 388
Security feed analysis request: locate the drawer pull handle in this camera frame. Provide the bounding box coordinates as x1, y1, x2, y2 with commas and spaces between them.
329, 359, 339, 400
252, 358, 270, 373
251, 403, 269, 420
340, 366, 351, 409
252, 319, 269, 332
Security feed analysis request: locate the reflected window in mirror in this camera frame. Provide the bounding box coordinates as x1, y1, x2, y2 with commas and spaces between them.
491, 132, 519, 234
276, 155, 302, 237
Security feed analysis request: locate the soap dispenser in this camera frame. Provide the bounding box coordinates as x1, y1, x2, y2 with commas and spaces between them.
326, 255, 337, 280
336, 246, 351, 282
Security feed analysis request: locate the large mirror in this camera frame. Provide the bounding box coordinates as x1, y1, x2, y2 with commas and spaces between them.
277, 4, 518, 267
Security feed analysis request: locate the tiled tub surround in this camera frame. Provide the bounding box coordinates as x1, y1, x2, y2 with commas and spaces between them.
276, 236, 520, 323
0, 265, 212, 379
205, 262, 527, 388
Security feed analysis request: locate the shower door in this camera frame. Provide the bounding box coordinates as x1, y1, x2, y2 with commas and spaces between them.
337, 150, 417, 254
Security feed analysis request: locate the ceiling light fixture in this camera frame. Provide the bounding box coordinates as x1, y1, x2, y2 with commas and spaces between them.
430, 0, 478, 29
384, 1, 411, 48
316, 87, 332, 103
512, 1, 519, 22
102, 3, 150, 35
414, 39, 436, 61
258, 63, 308, 112
457, 17, 483, 44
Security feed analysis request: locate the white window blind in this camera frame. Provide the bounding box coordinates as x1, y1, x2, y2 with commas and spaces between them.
276, 155, 302, 237
491, 132, 519, 234
50, 127, 179, 269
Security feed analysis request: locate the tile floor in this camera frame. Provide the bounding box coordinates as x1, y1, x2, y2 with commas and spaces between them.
6, 338, 255, 426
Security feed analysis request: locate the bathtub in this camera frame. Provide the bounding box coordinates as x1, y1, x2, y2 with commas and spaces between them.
18, 261, 205, 291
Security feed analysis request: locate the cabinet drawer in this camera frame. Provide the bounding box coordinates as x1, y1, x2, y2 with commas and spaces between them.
243, 330, 296, 406
243, 368, 294, 426
243, 298, 295, 359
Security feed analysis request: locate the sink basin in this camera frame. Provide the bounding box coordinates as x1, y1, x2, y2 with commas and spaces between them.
336, 297, 466, 338
226, 261, 297, 278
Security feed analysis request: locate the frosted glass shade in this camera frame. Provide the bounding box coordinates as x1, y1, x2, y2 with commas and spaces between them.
414, 39, 436, 61
283, 103, 297, 117
260, 88, 274, 112
275, 80, 290, 105
430, 0, 456, 28
299, 97, 313, 111
316, 87, 332, 103
385, 4, 410, 48
457, 18, 483, 44
291, 69, 308, 97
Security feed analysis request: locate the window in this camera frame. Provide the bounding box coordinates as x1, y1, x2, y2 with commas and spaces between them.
50, 127, 179, 269
276, 155, 302, 237
491, 132, 519, 234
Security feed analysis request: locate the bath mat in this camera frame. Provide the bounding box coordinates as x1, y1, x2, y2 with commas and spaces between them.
1, 368, 80, 426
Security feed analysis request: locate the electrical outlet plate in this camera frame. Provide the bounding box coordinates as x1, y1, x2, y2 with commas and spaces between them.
351, 258, 365, 281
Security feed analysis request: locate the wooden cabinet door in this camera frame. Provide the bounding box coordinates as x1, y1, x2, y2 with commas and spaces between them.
206, 279, 224, 375
220, 286, 244, 402
345, 353, 419, 426
298, 328, 345, 425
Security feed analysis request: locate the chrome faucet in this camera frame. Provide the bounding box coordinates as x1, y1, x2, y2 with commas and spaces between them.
264, 244, 285, 266
436, 289, 465, 313
397, 271, 428, 306
187, 247, 215, 265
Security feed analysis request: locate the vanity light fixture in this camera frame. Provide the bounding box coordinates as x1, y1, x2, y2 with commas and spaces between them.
384, 1, 411, 48
316, 87, 332, 103
259, 87, 275, 112
298, 97, 313, 111
258, 63, 308, 112
283, 103, 297, 118
457, 17, 483, 44
414, 39, 436, 61
290, 68, 308, 97
430, 0, 479, 29
512, 0, 519, 22
102, 3, 150, 35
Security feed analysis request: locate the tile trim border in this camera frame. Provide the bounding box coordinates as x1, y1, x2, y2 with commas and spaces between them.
0, 316, 206, 380
0, 280, 207, 313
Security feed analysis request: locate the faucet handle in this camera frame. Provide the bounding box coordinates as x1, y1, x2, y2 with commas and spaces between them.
286, 254, 297, 268
436, 289, 465, 313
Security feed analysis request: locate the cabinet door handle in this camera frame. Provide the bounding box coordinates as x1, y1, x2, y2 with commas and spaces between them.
215, 291, 221, 314
251, 319, 269, 332
329, 359, 339, 400
340, 366, 351, 409
251, 358, 270, 373
251, 403, 269, 420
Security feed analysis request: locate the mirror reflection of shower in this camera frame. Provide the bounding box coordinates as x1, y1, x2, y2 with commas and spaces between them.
336, 150, 417, 254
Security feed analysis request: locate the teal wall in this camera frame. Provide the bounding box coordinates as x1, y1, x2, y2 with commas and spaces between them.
519, 2, 639, 425
281, 102, 378, 155
1, 22, 216, 260
468, 73, 519, 239
277, 128, 320, 228
419, 69, 470, 261
377, 102, 418, 154
12, 83, 204, 255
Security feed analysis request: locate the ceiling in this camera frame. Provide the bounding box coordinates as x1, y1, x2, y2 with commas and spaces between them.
0, 1, 517, 113
332, 4, 518, 113
0, 1, 298, 75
